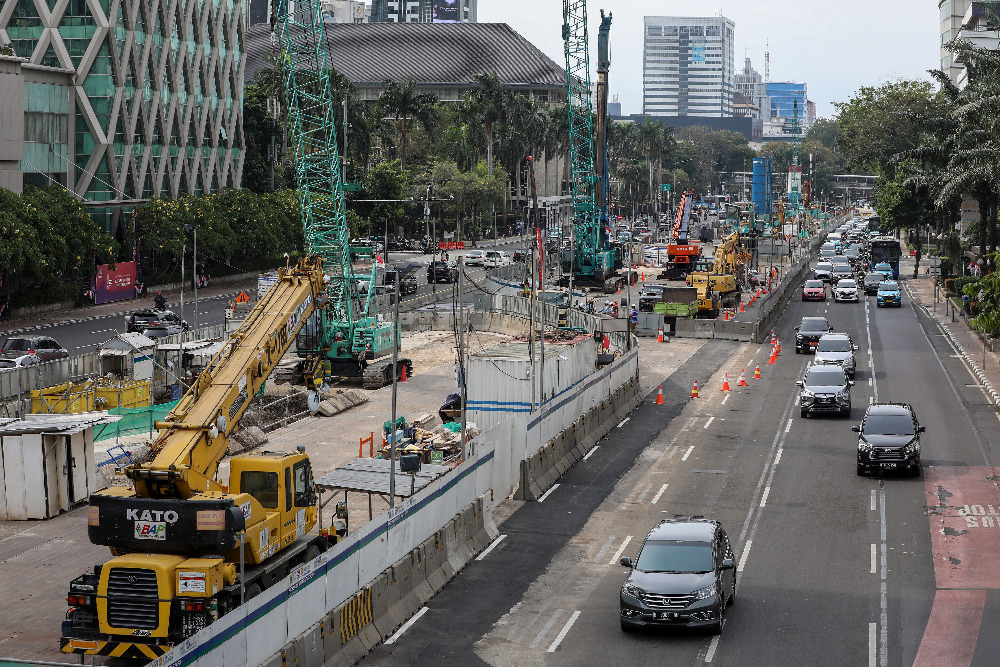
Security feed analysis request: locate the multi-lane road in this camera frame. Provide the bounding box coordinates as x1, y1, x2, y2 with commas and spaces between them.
363, 268, 1000, 666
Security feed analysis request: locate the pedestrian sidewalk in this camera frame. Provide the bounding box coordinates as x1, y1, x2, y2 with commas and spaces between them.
901, 256, 1000, 409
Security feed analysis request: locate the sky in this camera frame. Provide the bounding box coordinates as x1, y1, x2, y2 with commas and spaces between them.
479, 0, 942, 119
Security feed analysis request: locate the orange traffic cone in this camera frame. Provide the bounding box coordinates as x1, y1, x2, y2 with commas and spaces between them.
617, 285, 621, 294
771, 330, 776, 345
776, 339, 781, 355
400, 364, 408, 382
769, 347, 777, 364
756, 288, 761, 298
740, 301, 745, 313
642, 271, 646, 281
691, 381, 700, 398
722, 374, 731, 392
655, 385, 664, 404
657, 328, 664, 343
738, 369, 748, 387
724, 310, 730, 321
754, 363, 762, 380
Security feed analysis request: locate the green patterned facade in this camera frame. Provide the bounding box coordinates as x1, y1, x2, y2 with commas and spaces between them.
0, 0, 246, 230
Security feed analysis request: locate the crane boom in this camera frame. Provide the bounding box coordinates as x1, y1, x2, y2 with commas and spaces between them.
126, 258, 326, 499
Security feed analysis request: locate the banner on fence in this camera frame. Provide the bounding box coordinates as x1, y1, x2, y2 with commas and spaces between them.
94, 261, 137, 305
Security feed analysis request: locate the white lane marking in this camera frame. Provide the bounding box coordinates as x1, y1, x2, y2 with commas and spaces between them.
759, 486, 771, 508
547, 610, 581, 653
869, 622, 877, 667
774, 449, 783, 466
537, 484, 560, 503
582, 446, 599, 461
879, 482, 888, 667
721, 394, 730, 406
688, 416, 699, 429
868, 378, 873, 387
785, 418, 792, 433
681, 446, 695, 461
703, 416, 715, 429
869, 396, 874, 405
529, 609, 563, 648
617, 417, 630, 428
665, 445, 679, 459
635, 484, 653, 503
870, 490, 877, 511
705, 634, 721, 662
594, 536, 616, 563
651, 484, 669, 505
737, 539, 752, 573
475, 534, 507, 561
385, 606, 429, 644
871, 543, 877, 574
608, 535, 633, 566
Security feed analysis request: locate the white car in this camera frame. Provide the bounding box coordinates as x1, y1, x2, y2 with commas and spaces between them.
834, 278, 859, 302
463, 250, 486, 266
483, 251, 512, 268
0, 353, 41, 371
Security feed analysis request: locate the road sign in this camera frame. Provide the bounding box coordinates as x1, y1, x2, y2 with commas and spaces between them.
661, 184, 672, 193
929, 267, 942, 275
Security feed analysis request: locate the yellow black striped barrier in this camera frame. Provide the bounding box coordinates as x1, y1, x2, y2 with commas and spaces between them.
340, 587, 373, 644
61, 638, 169, 659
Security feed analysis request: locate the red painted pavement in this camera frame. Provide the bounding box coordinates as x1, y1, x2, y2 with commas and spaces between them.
912, 589, 987, 667
913, 467, 1000, 666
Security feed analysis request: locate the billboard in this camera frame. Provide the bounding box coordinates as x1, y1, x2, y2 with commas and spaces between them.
93, 261, 137, 305
432, 0, 460, 22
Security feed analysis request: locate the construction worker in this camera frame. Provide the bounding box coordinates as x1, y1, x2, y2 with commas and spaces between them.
629, 305, 638, 332
612, 301, 619, 318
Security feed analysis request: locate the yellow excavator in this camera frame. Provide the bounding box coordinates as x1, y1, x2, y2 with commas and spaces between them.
687, 230, 750, 317
60, 257, 342, 660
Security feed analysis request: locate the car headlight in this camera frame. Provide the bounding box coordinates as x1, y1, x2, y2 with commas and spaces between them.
622, 583, 645, 599
903, 441, 920, 456
800, 388, 815, 398
858, 438, 873, 452
693, 583, 717, 601
837, 389, 850, 399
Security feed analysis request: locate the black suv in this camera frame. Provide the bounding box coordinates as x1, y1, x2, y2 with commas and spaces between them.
0, 335, 69, 362
797, 363, 853, 418
794, 316, 833, 354
619, 519, 736, 634
854, 403, 925, 476
426, 261, 458, 284
383, 270, 418, 296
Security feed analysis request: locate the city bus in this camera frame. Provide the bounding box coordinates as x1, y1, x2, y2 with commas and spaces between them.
869, 236, 901, 279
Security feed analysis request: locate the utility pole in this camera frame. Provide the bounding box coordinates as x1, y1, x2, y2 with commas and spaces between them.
388, 269, 400, 507
458, 266, 468, 459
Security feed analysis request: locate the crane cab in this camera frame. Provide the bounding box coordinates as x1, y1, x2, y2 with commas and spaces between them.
228, 450, 319, 563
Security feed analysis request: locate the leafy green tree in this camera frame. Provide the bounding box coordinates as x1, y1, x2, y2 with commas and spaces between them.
467, 71, 511, 177
805, 118, 841, 150
377, 78, 439, 170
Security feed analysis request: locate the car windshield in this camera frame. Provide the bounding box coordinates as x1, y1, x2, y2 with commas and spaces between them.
816, 263, 833, 271
839, 280, 858, 289
878, 284, 898, 292
817, 338, 852, 352
635, 540, 714, 573
863, 414, 915, 436
805, 368, 847, 386
805, 281, 824, 288
865, 275, 882, 284
2, 339, 31, 352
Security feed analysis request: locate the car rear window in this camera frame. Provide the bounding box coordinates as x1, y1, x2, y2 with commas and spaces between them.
806, 367, 847, 385
2, 339, 31, 352
636, 540, 714, 573
863, 414, 915, 436
816, 263, 833, 271
801, 318, 830, 331
817, 338, 852, 352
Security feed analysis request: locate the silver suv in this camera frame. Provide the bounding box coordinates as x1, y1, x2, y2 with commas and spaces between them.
814, 333, 858, 377
797, 363, 853, 418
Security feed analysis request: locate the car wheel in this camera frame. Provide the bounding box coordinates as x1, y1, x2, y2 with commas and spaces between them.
857, 464, 866, 476
712, 602, 724, 635
620, 620, 635, 633
801, 409, 808, 418
728, 581, 737, 607
795, 347, 800, 354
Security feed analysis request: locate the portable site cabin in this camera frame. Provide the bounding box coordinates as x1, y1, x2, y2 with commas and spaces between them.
0, 412, 120, 519
98, 332, 156, 381
154, 340, 226, 399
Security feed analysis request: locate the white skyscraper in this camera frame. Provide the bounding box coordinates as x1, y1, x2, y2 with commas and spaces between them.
643, 15, 736, 117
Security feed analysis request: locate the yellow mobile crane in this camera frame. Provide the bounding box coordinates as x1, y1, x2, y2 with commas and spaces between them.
60, 257, 338, 660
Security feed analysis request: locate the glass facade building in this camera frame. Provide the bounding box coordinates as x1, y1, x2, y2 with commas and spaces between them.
0, 0, 246, 232
642, 15, 735, 117
765, 82, 807, 122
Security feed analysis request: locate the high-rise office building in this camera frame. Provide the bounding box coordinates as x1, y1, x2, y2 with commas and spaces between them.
371, 0, 476, 23
0, 0, 245, 232
733, 58, 769, 120
642, 15, 735, 117
939, 0, 973, 81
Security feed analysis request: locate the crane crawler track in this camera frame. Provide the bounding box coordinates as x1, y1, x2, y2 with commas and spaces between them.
362, 358, 413, 389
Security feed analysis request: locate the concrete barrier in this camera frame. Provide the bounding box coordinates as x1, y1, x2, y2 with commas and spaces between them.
516, 374, 642, 501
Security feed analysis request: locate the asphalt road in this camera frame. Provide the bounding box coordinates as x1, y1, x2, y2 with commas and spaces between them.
0, 241, 527, 357
362, 268, 1000, 666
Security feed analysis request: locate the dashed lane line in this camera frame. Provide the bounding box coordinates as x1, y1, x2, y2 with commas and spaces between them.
536, 484, 560, 503
608, 536, 633, 566
529, 610, 563, 649
385, 606, 429, 645
547, 610, 581, 653
651, 484, 669, 505
475, 535, 506, 561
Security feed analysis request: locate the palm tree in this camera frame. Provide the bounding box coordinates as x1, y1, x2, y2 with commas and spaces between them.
377, 77, 439, 170
467, 71, 511, 177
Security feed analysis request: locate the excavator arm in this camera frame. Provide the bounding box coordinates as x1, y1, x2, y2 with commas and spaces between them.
126, 257, 327, 499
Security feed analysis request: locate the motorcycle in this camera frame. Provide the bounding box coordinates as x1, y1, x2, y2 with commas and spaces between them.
153, 294, 167, 310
